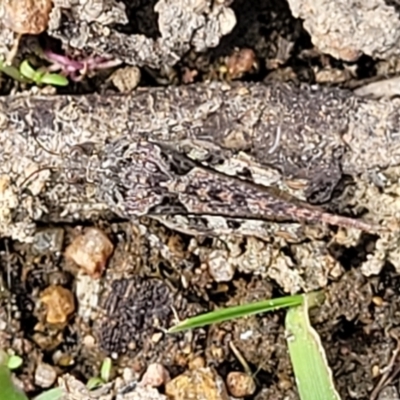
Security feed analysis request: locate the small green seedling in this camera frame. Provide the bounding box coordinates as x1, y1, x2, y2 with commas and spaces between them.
19, 60, 68, 86
86, 357, 113, 390
0, 58, 68, 86
0, 58, 29, 83
7, 355, 23, 371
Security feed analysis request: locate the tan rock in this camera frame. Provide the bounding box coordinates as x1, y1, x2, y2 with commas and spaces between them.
40, 285, 75, 326
140, 363, 170, 388
226, 371, 256, 398
65, 228, 114, 278
2, 0, 52, 34
165, 367, 229, 400
34, 361, 57, 388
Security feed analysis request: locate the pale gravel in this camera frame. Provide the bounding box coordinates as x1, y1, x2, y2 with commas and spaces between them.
287, 0, 400, 61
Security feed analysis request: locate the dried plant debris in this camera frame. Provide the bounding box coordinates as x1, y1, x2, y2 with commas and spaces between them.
44, 0, 236, 69
96, 276, 203, 361
354, 76, 400, 99
287, 0, 400, 61
98, 277, 174, 355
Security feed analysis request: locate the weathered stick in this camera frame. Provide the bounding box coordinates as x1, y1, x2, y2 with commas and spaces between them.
0, 81, 399, 241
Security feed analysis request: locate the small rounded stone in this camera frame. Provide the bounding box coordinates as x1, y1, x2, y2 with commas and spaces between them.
65, 228, 114, 278
34, 362, 57, 388
226, 371, 256, 398
2, 0, 52, 34
141, 363, 170, 387
40, 285, 75, 326
207, 250, 235, 282
110, 66, 141, 93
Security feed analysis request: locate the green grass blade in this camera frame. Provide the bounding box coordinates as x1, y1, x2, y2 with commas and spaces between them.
169, 293, 305, 333
285, 293, 340, 400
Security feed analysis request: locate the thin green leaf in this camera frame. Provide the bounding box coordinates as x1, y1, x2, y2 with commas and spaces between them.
285, 292, 340, 400
33, 387, 63, 400
169, 293, 305, 333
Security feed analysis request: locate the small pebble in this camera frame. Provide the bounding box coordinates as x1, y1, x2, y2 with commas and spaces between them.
82, 335, 96, 348
277, 373, 293, 391
48, 271, 72, 287
116, 385, 167, 400
372, 296, 384, 307
151, 332, 163, 343
225, 48, 257, 80
65, 228, 114, 278
110, 66, 141, 92
34, 362, 57, 388
122, 367, 136, 384
141, 363, 170, 387
188, 356, 205, 370
377, 385, 399, 400
2, 0, 52, 34
226, 371, 256, 398
59, 356, 75, 367
32, 228, 64, 254
207, 250, 235, 282
372, 364, 381, 378
166, 367, 229, 400
40, 285, 75, 326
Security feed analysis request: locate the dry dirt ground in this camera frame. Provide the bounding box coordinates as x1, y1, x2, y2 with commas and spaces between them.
1, 0, 400, 399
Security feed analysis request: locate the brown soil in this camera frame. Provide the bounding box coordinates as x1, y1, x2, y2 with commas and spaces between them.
1, 0, 398, 399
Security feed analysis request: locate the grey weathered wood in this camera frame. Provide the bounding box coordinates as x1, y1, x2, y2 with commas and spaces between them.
0, 81, 398, 240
